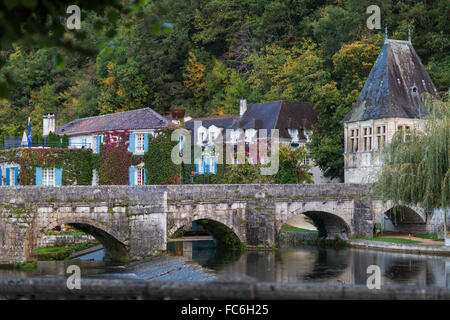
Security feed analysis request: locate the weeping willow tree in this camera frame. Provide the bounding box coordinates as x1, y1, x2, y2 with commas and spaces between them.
374, 94, 449, 241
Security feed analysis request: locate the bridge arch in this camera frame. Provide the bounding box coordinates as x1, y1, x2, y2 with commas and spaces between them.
32, 218, 128, 262
168, 215, 244, 247
280, 201, 353, 240
378, 204, 426, 234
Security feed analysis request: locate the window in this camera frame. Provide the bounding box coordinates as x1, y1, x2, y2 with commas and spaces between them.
42, 168, 55, 186
363, 127, 372, 151
350, 129, 359, 152
9, 169, 15, 185
136, 167, 145, 185
376, 125, 386, 149
304, 157, 311, 165
398, 125, 411, 141
288, 128, 299, 142
136, 133, 145, 152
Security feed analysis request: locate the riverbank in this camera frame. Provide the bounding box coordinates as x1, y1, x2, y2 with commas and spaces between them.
350, 240, 450, 256
1, 276, 449, 299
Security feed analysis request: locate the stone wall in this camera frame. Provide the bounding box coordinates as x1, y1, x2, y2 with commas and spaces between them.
39, 234, 97, 247
0, 277, 449, 300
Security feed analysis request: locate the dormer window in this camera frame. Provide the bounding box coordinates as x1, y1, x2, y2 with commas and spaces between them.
287, 128, 299, 142
245, 129, 256, 143
197, 126, 208, 145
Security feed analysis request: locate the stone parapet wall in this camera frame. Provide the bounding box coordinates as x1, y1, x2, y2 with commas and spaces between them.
0, 277, 449, 300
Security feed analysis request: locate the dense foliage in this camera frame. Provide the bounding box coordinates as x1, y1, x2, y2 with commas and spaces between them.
98, 131, 137, 185
144, 127, 181, 184
1, 0, 448, 180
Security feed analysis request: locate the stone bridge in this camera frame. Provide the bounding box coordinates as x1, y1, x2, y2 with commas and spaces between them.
0, 184, 429, 264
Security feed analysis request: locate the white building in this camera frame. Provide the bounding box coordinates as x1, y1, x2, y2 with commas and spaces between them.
185, 99, 331, 183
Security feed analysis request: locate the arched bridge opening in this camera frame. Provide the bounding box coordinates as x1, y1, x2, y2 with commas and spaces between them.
279, 211, 351, 245
383, 206, 426, 234
35, 221, 128, 262
170, 219, 242, 249
168, 219, 243, 264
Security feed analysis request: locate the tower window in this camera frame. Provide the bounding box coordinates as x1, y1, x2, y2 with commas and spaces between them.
376, 125, 386, 149
350, 129, 359, 152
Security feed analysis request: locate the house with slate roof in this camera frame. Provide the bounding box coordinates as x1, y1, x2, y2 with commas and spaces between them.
185, 99, 331, 183
343, 33, 441, 183
55, 107, 171, 185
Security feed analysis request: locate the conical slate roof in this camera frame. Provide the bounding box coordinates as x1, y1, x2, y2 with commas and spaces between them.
343, 39, 440, 123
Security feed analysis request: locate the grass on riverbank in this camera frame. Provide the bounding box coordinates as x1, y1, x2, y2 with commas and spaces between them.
413, 234, 445, 242
357, 237, 423, 244
38, 242, 98, 261
280, 224, 318, 233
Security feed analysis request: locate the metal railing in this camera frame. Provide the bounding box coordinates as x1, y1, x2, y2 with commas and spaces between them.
0, 142, 92, 150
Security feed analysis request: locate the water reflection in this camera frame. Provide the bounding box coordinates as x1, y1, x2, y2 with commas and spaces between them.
2, 241, 449, 288
168, 240, 450, 288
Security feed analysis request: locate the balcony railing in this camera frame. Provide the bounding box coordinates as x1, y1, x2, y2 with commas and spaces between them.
0, 142, 92, 150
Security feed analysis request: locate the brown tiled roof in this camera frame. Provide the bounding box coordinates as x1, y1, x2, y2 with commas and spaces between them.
56, 108, 170, 136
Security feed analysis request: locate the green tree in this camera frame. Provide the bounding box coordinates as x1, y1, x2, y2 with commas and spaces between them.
374, 97, 449, 238
275, 145, 313, 184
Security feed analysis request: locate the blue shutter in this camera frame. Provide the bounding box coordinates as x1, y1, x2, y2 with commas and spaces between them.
214, 157, 217, 174
129, 133, 135, 153
97, 135, 101, 154
35, 167, 42, 186
180, 136, 184, 154
129, 166, 135, 185
206, 157, 210, 173
203, 158, 206, 173
14, 167, 19, 186
195, 158, 199, 173
0, 168, 2, 185
144, 169, 147, 185
5, 168, 10, 186
144, 133, 149, 152
55, 168, 62, 186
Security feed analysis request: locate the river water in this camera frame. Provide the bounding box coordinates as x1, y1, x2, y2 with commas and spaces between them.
1, 240, 450, 288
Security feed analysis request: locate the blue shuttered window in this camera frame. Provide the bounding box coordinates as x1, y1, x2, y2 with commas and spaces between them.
14, 167, 19, 186
55, 168, 62, 186
129, 133, 135, 153
35, 167, 43, 186
144, 133, 149, 152
179, 136, 184, 155
129, 166, 135, 186
97, 135, 102, 154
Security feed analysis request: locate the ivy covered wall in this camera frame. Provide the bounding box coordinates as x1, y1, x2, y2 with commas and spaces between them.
0, 148, 97, 185
144, 127, 182, 185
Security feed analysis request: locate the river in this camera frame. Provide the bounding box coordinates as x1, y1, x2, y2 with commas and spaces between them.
1, 240, 449, 288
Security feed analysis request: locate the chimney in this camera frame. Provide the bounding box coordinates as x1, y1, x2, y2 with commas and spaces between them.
43, 114, 49, 137
239, 99, 247, 116
43, 113, 55, 137
48, 114, 55, 134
